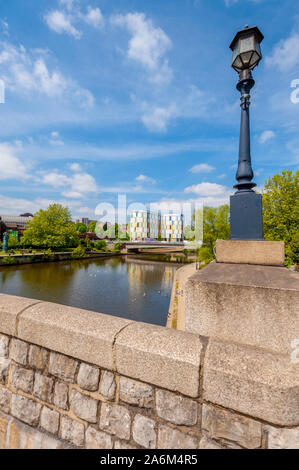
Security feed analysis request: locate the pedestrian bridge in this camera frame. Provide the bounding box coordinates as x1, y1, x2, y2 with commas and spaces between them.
124, 242, 185, 254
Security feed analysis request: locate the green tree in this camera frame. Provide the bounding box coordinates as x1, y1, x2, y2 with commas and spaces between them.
88, 221, 97, 232
95, 240, 107, 250
263, 170, 299, 266
197, 205, 230, 266
106, 223, 119, 239
75, 222, 87, 233
8, 236, 19, 249
21, 204, 79, 249
72, 245, 87, 259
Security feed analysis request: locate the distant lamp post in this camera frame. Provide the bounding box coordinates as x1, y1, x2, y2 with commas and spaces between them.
229, 25, 264, 240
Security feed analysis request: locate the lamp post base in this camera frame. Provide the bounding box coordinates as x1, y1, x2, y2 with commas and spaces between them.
230, 191, 263, 240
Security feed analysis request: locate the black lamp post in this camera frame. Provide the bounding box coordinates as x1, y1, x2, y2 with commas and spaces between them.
229, 25, 264, 240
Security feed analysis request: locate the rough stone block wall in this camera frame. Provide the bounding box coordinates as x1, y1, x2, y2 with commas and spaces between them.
0, 295, 298, 449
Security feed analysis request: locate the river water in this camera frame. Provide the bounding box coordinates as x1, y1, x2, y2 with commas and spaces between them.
0, 256, 179, 326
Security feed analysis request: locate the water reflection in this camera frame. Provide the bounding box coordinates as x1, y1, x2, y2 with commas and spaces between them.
0, 257, 179, 326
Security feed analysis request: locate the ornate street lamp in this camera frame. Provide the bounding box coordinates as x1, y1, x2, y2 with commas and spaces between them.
229, 25, 264, 240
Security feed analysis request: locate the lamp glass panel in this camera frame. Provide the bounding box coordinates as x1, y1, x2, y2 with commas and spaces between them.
254, 38, 262, 56
241, 51, 253, 67
233, 56, 243, 70
250, 51, 260, 68
239, 35, 254, 53
232, 44, 239, 63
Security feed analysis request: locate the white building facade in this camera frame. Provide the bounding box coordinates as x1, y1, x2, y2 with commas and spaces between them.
130, 210, 183, 242
161, 214, 184, 242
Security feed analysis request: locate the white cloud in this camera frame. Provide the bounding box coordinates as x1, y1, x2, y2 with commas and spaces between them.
45, 2, 104, 38
266, 32, 299, 71
0, 143, 29, 180
142, 105, 176, 132
59, 0, 75, 11
40, 169, 99, 199
0, 194, 96, 218
83, 7, 104, 29
184, 182, 230, 197
135, 174, 156, 184
42, 172, 70, 188
62, 190, 83, 199
45, 10, 82, 39
0, 40, 94, 106
111, 12, 172, 85
189, 163, 215, 174
70, 163, 82, 172
259, 130, 275, 144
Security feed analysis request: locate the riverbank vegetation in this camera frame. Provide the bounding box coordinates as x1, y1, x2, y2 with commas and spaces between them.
193, 170, 298, 268
263, 170, 298, 267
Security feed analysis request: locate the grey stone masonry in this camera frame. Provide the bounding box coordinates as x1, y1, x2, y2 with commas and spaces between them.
266, 426, 299, 449
11, 394, 41, 427
199, 436, 225, 449
0, 290, 298, 450
49, 352, 78, 383
114, 440, 138, 449
133, 415, 156, 449
60, 416, 85, 447
100, 371, 116, 400
40, 406, 60, 435
10, 339, 28, 366
120, 377, 154, 408
85, 427, 113, 449
10, 364, 34, 394
53, 382, 69, 410
157, 425, 197, 449
0, 388, 11, 414
77, 363, 100, 392
70, 389, 98, 423
0, 334, 9, 358
156, 389, 198, 425
28, 345, 49, 370
100, 403, 131, 440
202, 405, 262, 449
0, 358, 10, 384
33, 373, 54, 403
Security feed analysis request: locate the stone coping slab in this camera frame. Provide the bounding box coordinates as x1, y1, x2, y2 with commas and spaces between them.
115, 322, 202, 398
17, 300, 132, 371
216, 240, 285, 266
0, 294, 203, 398
0, 294, 41, 336
190, 260, 299, 290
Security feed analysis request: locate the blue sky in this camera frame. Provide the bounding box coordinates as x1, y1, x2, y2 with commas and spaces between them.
0, 0, 298, 220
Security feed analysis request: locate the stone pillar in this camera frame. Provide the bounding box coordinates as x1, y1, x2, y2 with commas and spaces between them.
185, 240, 299, 448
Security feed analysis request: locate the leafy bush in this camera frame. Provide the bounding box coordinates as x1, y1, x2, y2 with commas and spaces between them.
95, 240, 107, 251
2, 256, 14, 265
8, 236, 19, 249
71, 245, 87, 259
43, 248, 55, 261
114, 243, 122, 252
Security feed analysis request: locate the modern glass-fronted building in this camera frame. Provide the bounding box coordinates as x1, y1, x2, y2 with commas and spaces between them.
161, 214, 184, 242
130, 210, 183, 242
130, 210, 161, 241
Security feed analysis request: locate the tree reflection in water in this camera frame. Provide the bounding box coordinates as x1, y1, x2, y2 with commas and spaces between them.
0, 257, 180, 326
